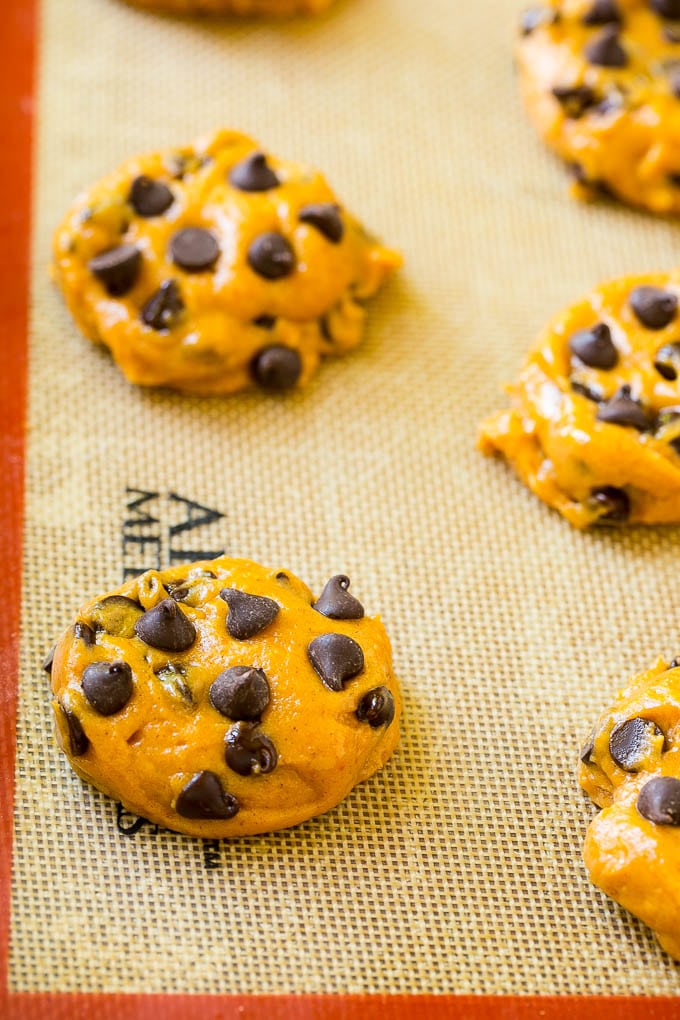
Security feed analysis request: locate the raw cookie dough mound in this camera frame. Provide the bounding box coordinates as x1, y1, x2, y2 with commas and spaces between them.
580, 657, 680, 960
52, 130, 401, 395
46, 558, 401, 837
478, 270, 680, 528
121, 0, 332, 13
518, 1, 680, 213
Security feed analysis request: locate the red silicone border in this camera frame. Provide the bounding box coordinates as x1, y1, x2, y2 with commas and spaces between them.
1, 2, 679, 1017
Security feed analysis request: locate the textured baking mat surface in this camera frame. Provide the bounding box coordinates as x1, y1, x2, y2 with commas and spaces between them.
10, 0, 680, 996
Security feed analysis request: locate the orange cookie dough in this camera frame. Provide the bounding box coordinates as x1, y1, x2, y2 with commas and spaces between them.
44, 558, 401, 838
120, 0, 332, 13
53, 130, 400, 395
518, 0, 680, 213
580, 657, 680, 960
478, 270, 680, 527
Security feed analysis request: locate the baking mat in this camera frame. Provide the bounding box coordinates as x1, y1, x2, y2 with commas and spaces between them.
8, 0, 680, 998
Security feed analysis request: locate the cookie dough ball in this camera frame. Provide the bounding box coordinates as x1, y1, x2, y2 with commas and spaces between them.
478, 270, 680, 527
46, 558, 401, 837
52, 130, 401, 395
579, 657, 680, 959
518, 1, 680, 213
120, 0, 332, 13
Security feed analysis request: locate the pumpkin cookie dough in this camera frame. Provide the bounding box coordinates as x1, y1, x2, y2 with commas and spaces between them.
45, 558, 401, 837
52, 130, 401, 395
478, 270, 680, 528
120, 0, 332, 13
518, 0, 680, 213
580, 657, 680, 960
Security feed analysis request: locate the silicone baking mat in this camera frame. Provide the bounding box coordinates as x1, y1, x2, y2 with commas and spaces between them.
4, 0, 680, 1016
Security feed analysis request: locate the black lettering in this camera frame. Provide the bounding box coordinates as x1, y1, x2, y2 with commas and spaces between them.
116, 803, 159, 837
124, 488, 160, 529
168, 493, 224, 537
203, 839, 222, 870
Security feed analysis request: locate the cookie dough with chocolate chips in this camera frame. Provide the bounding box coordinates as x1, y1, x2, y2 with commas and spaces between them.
47, 559, 401, 837
52, 130, 401, 395
121, 0, 332, 12
580, 657, 680, 960
518, 1, 680, 213
478, 270, 680, 527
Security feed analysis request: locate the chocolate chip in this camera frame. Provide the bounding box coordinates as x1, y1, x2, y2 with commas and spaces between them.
82, 661, 133, 716
313, 575, 365, 620
58, 704, 89, 756
129, 175, 174, 217
652, 0, 680, 17
134, 598, 196, 652
155, 663, 193, 704
42, 645, 56, 673
520, 7, 556, 34
569, 323, 618, 369
571, 379, 603, 402
597, 385, 651, 430
88, 244, 141, 296
670, 658, 680, 668
552, 85, 597, 118
247, 233, 295, 280
209, 666, 270, 720
637, 776, 680, 825
253, 315, 276, 329
308, 633, 365, 692
589, 486, 631, 523
580, 732, 595, 764
90, 595, 143, 639
585, 25, 627, 67
74, 621, 96, 646
583, 0, 621, 24
229, 151, 279, 192
610, 717, 665, 772
170, 228, 220, 272
219, 588, 280, 640
141, 280, 184, 331
356, 686, 395, 728
225, 722, 277, 776
251, 345, 302, 391
630, 286, 678, 329
175, 770, 239, 820
654, 343, 680, 380
299, 204, 344, 243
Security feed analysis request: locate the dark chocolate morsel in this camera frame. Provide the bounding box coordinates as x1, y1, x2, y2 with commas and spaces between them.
170, 228, 220, 272
583, 0, 621, 24
74, 621, 96, 646
589, 486, 630, 523
229, 151, 279, 192
209, 666, 270, 720
129, 175, 174, 218
155, 663, 193, 703
251, 345, 302, 391
580, 732, 595, 764
59, 704, 90, 756
313, 575, 365, 620
134, 598, 196, 652
596, 386, 651, 430
82, 661, 133, 716
637, 775, 680, 826
308, 633, 365, 692
253, 315, 276, 329
356, 686, 396, 728
585, 25, 627, 67
42, 645, 56, 673
652, 0, 680, 17
571, 379, 603, 403
299, 204, 344, 243
219, 588, 280, 640
175, 770, 240, 820
654, 343, 680, 381
141, 280, 184, 331
569, 323, 618, 369
552, 85, 597, 118
88, 244, 141, 296
225, 722, 277, 776
630, 286, 678, 330
247, 233, 295, 280
609, 717, 664, 771
670, 658, 680, 669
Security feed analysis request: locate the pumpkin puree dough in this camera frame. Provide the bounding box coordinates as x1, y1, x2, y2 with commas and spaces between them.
47, 557, 401, 838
